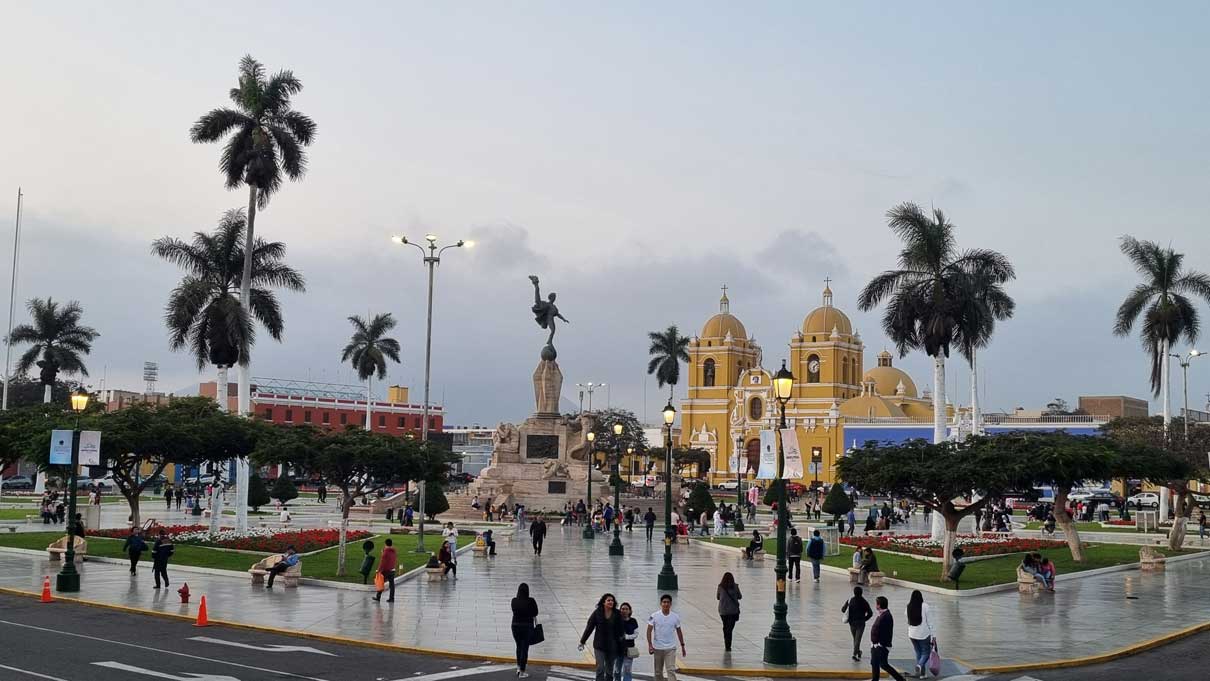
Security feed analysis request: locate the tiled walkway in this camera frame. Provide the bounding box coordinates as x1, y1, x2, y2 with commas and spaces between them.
3, 524, 1209, 674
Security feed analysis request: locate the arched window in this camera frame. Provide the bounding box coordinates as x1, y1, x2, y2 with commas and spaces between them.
807, 354, 821, 383
749, 397, 763, 420
703, 358, 716, 387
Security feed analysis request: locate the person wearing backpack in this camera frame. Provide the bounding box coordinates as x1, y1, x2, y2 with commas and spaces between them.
786, 528, 804, 582
806, 529, 826, 582
840, 586, 873, 661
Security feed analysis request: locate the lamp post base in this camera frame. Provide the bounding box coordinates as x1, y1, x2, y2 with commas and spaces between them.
762, 634, 797, 666
582, 526, 595, 539
608, 539, 624, 556
56, 569, 80, 593
657, 570, 678, 591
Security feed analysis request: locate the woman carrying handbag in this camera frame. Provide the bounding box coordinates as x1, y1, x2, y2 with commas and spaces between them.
615, 602, 640, 681
511, 583, 540, 678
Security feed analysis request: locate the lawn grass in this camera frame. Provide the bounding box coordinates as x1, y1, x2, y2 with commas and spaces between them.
0, 531, 271, 571
704, 535, 782, 555
303, 533, 475, 584
0, 508, 43, 520
1021, 521, 1142, 534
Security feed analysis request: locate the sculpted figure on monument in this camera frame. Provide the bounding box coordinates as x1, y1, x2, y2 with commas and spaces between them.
529, 275, 569, 358
541, 460, 570, 480
565, 413, 596, 462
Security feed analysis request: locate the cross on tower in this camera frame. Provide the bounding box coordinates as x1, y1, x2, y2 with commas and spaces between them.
823, 276, 832, 289
721, 284, 728, 297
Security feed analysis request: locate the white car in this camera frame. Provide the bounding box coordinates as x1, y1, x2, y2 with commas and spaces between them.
716, 481, 740, 491
1127, 492, 1159, 509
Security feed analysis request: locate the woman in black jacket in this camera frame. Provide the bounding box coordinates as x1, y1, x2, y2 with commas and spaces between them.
841, 585, 874, 661
511, 583, 539, 678
578, 592, 623, 681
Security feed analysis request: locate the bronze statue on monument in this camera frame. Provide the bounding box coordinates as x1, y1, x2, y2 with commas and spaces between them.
529, 274, 568, 360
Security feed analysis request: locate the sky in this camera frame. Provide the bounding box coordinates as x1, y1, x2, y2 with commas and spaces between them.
0, 2, 1207, 426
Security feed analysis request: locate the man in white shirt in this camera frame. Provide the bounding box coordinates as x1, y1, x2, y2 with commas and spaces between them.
647, 594, 686, 681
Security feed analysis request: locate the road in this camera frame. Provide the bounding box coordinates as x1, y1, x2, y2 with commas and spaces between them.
0, 592, 722, 681
976, 628, 1210, 681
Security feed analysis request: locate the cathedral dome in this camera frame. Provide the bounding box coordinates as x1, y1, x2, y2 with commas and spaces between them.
701, 287, 747, 339
801, 285, 853, 337
863, 350, 918, 398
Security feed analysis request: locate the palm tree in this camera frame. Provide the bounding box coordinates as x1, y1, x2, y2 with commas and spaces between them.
647, 325, 690, 400
1112, 236, 1210, 528
341, 314, 402, 431
954, 265, 1016, 435
190, 55, 317, 416
152, 208, 306, 413
10, 298, 99, 403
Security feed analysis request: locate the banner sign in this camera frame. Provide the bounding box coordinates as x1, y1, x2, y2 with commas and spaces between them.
780, 428, 804, 479
78, 431, 102, 466
49, 430, 73, 465
757, 430, 777, 479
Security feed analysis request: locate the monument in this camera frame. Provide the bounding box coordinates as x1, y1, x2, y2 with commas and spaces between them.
469, 275, 604, 511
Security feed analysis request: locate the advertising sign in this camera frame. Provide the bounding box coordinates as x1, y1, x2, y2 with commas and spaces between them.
756, 430, 777, 479
48, 430, 73, 465
780, 428, 804, 479
78, 431, 102, 466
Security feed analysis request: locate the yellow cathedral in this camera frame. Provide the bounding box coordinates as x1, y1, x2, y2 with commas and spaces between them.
677, 284, 934, 487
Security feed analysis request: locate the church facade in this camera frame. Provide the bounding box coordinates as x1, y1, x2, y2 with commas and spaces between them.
677, 285, 935, 487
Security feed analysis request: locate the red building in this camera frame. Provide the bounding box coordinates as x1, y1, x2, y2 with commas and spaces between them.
199, 379, 443, 436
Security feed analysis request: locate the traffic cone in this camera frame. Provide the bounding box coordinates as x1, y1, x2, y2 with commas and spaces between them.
193, 595, 209, 627
40, 576, 52, 603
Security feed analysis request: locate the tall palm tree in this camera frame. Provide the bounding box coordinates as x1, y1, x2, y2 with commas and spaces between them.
190, 55, 317, 417
152, 208, 306, 413
341, 313, 402, 431
647, 325, 690, 400
954, 266, 1016, 435
10, 298, 99, 403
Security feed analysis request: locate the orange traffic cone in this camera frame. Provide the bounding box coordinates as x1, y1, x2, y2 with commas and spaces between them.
193, 595, 209, 627
40, 576, 52, 603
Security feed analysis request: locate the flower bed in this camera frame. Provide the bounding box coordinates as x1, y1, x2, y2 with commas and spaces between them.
841, 533, 1066, 558
1104, 519, 1135, 526
87, 525, 370, 553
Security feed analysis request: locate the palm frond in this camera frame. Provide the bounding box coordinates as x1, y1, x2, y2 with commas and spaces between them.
189, 108, 251, 144
1113, 284, 1155, 336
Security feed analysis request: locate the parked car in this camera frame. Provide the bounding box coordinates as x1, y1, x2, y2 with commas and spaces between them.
74, 476, 109, 491
716, 480, 740, 491
450, 472, 475, 485
1127, 492, 1160, 509
1190, 493, 1210, 509
1, 475, 34, 489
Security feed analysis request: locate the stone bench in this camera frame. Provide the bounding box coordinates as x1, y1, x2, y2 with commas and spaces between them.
425, 566, 447, 582
472, 538, 488, 557
248, 554, 301, 587
1139, 546, 1166, 572
1016, 567, 1043, 594
865, 529, 897, 537
26, 515, 40, 524
848, 568, 883, 586
47, 535, 87, 562
0, 524, 17, 533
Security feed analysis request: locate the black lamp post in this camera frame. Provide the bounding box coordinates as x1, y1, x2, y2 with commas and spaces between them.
763, 360, 797, 666
583, 431, 596, 540
609, 422, 625, 556
56, 388, 90, 593
657, 401, 678, 590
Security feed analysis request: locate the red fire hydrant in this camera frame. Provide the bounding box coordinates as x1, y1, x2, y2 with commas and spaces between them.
178, 583, 190, 603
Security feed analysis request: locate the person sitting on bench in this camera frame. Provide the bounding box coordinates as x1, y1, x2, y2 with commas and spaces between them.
481, 529, 497, 556
743, 530, 764, 559
266, 546, 300, 588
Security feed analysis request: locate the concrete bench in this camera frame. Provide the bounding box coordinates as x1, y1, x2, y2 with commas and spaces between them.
865, 529, 897, 537
1016, 567, 1043, 594
47, 535, 87, 562
1139, 546, 1166, 572
848, 568, 883, 586
425, 566, 447, 582
0, 524, 17, 533
472, 540, 488, 557
248, 554, 302, 587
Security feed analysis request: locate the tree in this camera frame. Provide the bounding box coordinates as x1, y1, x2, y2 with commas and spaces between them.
270, 475, 298, 506
1044, 398, 1072, 415
253, 427, 426, 576
686, 482, 716, 522
1101, 416, 1205, 548
953, 260, 1015, 434
837, 437, 1031, 577
10, 298, 99, 403
647, 325, 690, 400
586, 408, 649, 455
247, 471, 270, 511
424, 484, 450, 519
191, 55, 317, 418
672, 447, 711, 478
821, 482, 853, 519
340, 313, 401, 431
152, 209, 306, 415
2, 375, 85, 409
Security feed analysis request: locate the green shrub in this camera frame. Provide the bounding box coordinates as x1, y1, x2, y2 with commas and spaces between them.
821, 483, 853, 518
247, 472, 271, 512
422, 483, 449, 519
270, 475, 298, 506
687, 482, 716, 520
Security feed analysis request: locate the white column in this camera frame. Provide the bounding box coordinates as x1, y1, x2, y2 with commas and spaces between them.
1160, 341, 1171, 521
931, 355, 947, 540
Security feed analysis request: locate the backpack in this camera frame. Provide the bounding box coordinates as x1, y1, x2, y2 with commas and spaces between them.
807, 536, 825, 559
788, 536, 803, 556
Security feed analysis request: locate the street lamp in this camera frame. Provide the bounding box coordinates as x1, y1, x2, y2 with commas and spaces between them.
396, 234, 471, 553
583, 431, 596, 539
576, 382, 606, 412
1172, 349, 1202, 441
626, 445, 635, 489
57, 388, 90, 592
657, 401, 679, 590
763, 360, 797, 666
610, 422, 625, 556
734, 433, 745, 533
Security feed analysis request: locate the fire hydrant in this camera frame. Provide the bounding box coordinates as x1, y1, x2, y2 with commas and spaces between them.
178, 583, 190, 603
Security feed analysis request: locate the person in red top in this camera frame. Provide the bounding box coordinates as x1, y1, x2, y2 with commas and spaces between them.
374, 538, 398, 603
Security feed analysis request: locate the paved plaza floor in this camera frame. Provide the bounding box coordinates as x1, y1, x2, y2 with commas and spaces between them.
2, 520, 1209, 675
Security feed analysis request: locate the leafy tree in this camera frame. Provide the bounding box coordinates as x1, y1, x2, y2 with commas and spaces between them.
686, 481, 716, 521
2, 375, 85, 410
672, 447, 711, 477
647, 325, 690, 400
247, 471, 271, 511
953, 260, 1015, 433
821, 482, 853, 519
270, 475, 298, 506
837, 437, 1032, 577
190, 55, 317, 414
762, 479, 784, 507
586, 408, 649, 455
152, 209, 305, 414
340, 313, 401, 431
10, 298, 99, 403
423, 484, 449, 519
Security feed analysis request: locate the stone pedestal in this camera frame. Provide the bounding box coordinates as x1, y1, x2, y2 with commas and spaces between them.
533, 359, 562, 416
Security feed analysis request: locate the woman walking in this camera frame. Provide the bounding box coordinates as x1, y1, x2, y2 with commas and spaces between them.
615, 602, 639, 681
841, 585, 873, 661
716, 571, 742, 652
906, 590, 936, 678
579, 592, 623, 681
511, 583, 539, 678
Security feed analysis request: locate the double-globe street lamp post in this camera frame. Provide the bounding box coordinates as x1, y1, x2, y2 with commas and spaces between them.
392, 233, 471, 553
56, 388, 91, 592
584, 431, 596, 539
609, 422, 625, 556
763, 361, 797, 666
1171, 349, 1202, 441
657, 402, 678, 590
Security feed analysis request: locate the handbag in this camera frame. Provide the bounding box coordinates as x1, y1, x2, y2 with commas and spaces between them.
840, 599, 850, 625
529, 623, 545, 645
626, 645, 640, 659
374, 572, 385, 593
927, 639, 941, 676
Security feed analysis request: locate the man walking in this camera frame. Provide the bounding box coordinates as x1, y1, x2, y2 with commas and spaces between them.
787, 528, 803, 583
807, 529, 826, 582
175, 486, 183, 511
644, 507, 657, 542
151, 530, 174, 588
647, 594, 686, 681
870, 596, 906, 681
122, 529, 147, 575
164, 485, 173, 510
530, 516, 548, 555
373, 538, 397, 602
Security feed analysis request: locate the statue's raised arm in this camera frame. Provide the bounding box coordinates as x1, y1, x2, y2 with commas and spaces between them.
529, 274, 567, 359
